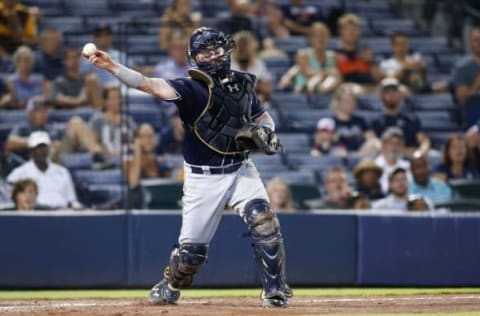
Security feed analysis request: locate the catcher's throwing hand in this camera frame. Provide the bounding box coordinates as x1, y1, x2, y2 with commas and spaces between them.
235, 124, 281, 155
84, 49, 117, 74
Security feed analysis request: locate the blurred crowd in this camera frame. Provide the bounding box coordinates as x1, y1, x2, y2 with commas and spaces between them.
0, 0, 480, 212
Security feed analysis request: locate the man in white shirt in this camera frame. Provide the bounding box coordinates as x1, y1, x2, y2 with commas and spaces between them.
375, 126, 411, 193
7, 131, 79, 209
372, 167, 409, 211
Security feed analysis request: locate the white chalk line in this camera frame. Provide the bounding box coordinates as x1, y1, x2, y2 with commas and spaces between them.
1, 295, 480, 312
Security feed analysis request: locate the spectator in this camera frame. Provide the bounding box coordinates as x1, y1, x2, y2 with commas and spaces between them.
452, 26, 480, 106
253, 0, 289, 39
124, 123, 175, 208
280, 0, 322, 36
217, 0, 264, 41
7, 131, 79, 209
88, 87, 137, 156
51, 48, 102, 108
0, 0, 39, 53
315, 166, 353, 209
159, 0, 202, 50
409, 152, 452, 203
310, 117, 347, 158
81, 24, 123, 87
375, 127, 411, 194
158, 111, 184, 154
380, 31, 428, 93
151, 33, 189, 79
5, 96, 111, 168
433, 134, 478, 182
293, 22, 340, 94
347, 191, 371, 210
372, 167, 409, 211
0, 43, 14, 73
330, 84, 380, 155
5, 96, 62, 163
34, 28, 64, 82
231, 31, 273, 104
335, 13, 381, 85
372, 77, 430, 156
266, 176, 294, 212
406, 195, 434, 212
52, 48, 102, 108
353, 158, 384, 200
3, 45, 50, 108
10, 178, 50, 211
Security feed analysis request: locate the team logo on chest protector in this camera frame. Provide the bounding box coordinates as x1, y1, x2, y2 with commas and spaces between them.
190, 69, 255, 155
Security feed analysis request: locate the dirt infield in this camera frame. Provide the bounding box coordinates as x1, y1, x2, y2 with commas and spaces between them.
1, 294, 480, 315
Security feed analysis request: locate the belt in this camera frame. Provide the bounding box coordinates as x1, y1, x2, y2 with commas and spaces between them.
189, 162, 243, 175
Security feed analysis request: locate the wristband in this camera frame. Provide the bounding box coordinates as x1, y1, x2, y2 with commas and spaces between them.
258, 115, 275, 132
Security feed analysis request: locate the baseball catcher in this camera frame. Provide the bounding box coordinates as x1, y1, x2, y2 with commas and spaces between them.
85, 27, 291, 308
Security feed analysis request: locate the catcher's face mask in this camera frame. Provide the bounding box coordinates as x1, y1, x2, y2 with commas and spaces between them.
188, 27, 235, 76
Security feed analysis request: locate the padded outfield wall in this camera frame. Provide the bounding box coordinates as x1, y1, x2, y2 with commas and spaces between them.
0, 211, 479, 288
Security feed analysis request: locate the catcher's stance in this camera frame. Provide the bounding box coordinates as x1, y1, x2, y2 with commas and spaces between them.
85, 27, 291, 308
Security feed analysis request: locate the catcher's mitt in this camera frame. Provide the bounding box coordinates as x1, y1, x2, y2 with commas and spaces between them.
235, 124, 281, 155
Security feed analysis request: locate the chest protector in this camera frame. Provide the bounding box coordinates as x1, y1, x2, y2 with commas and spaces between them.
189, 68, 256, 155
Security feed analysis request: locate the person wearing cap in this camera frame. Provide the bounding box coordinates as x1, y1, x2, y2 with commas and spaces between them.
372, 167, 409, 211
408, 152, 452, 203
310, 117, 347, 158
374, 126, 411, 193
372, 77, 430, 157
5, 96, 62, 164
80, 24, 123, 87
51, 48, 102, 108
6, 131, 79, 209
353, 158, 384, 200
330, 84, 380, 155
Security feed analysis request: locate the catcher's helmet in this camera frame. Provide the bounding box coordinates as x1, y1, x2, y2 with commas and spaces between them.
188, 27, 235, 77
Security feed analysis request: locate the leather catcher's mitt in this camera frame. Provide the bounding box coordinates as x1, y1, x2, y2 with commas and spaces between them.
235, 124, 281, 155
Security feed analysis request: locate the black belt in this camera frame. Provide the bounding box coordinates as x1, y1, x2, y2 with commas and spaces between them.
190, 162, 243, 175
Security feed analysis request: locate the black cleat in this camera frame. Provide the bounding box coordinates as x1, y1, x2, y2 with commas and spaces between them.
149, 279, 180, 305
261, 290, 288, 308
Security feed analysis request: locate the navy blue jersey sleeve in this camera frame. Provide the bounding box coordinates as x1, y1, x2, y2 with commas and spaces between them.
250, 93, 266, 119
166, 78, 194, 109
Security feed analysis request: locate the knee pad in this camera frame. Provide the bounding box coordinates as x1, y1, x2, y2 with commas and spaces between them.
165, 243, 208, 289
244, 199, 280, 240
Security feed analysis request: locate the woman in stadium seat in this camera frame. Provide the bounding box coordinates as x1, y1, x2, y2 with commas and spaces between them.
266, 177, 295, 212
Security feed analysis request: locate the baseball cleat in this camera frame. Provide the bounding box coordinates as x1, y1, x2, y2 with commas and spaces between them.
261, 290, 288, 308
149, 279, 180, 305
284, 284, 293, 298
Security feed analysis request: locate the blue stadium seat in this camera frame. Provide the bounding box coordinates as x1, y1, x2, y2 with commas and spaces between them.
49, 107, 96, 123
86, 184, 123, 209
271, 93, 310, 110
410, 37, 452, 54
74, 169, 124, 186
437, 53, 466, 73
127, 104, 165, 130
0, 123, 14, 150
249, 153, 288, 172
40, 16, 84, 33
282, 109, 331, 132
274, 37, 308, 56
417, 112, 459, 132
109, 0, 157, 16
410, 94, 456, 111
371, 19, 424, 37
261, 169, 317, 184
308, 95, 333, 109
63, 0, 110, 16
127, 93, 158, 105
126, 35, 161, 54
276, 133, 311, 154
285, 153, 344, 176
0, 110, 27, 124
357, 95, 383, 111
60, 153, 92, 170
360, 37, 390, 55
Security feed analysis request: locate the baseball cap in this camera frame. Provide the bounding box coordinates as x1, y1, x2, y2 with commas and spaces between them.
27, 131, 51, 148
380, 77, 400, 90
25, 96, 48, 114
381, 126, 404, 140
316, 117, 335, 132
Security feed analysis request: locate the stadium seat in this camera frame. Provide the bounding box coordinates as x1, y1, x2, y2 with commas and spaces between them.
417, 112, 459, 132
282, 109, 332, 133
109, 0, 158, 16
40, 16, 84, 34
308, 95, 333, 109
63, 0, 110, 16
449, 179, 480, 199
249, 152, 288, 172
60, 153, 92, 170
74, 169, 124, 186
434, 198, 480, 212
127, 104, 165, 129
357, 95, 383, 111
289, 183, 322, 209
271, 93, 310, 110
410, 94, 456, 111
371, 19, 424, 37
85, 184, 123, 209
49, 107, 96, 123
261, 169, 317, 184
437, 53, 466, 73
0, 110, 27, 124
285, 153, 344, 173
276, 133, 311, 154
464, 94, 480, 128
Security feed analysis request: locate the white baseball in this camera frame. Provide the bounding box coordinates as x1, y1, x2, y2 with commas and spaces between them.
82, 43, 97, 56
